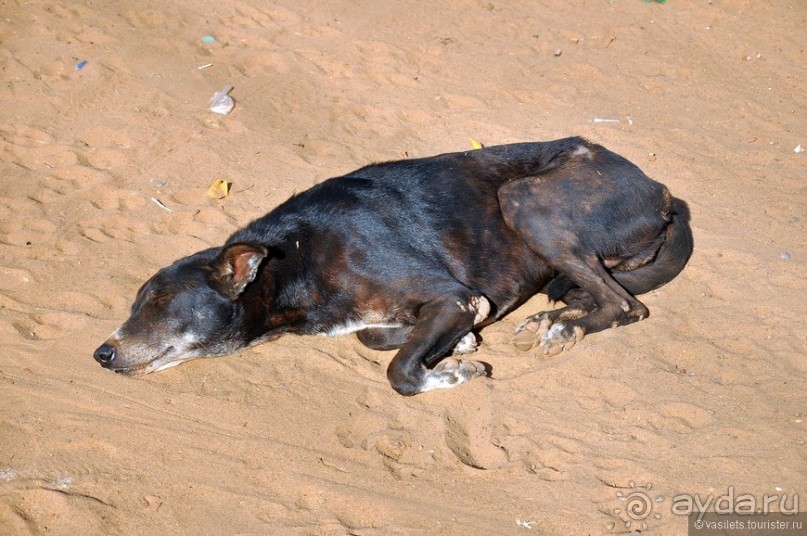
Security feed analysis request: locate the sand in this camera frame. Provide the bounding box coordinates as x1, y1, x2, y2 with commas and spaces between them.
1, 0, 805, 534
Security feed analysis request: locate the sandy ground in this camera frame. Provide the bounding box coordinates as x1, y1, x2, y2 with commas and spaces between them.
1, 0, 805, 534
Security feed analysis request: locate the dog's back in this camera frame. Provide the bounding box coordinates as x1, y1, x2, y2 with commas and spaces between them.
226, 139, 594, 320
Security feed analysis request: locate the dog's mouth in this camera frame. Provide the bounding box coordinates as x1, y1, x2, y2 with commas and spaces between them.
107, 346, 194, 376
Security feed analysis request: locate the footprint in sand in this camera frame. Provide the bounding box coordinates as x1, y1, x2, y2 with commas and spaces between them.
0, 266, 34, 290
78, 226, 114, 243
657, 401, 715, 433
27, 175, 83, 204
335, 411, 413, 462
334, 392, 440, 478
0, 217, 57, 247
13, 311, 89, 341
442, 405, 509, 471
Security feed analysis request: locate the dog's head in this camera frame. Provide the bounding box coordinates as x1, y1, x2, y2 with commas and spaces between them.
93, 243, 268, 375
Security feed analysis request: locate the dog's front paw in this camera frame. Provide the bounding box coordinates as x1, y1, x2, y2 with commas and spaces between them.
514, 317, 584, 356
451, 332, 478, 355
419, 358, 487, 392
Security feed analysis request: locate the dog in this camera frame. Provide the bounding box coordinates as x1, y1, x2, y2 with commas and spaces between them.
94, 138, 692, 395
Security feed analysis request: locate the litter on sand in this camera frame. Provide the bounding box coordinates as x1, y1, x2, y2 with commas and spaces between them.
469, 137, 485, 150
150, 197, 173, 213
207, 179, 231, 199
209, 85, 234, 115
590, 118, 620, 123
515, 518, 540, 529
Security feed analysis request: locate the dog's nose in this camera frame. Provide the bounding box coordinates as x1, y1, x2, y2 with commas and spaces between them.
94, 343, 116, 365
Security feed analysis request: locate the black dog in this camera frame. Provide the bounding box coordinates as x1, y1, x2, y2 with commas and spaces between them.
94, 138, 692, 395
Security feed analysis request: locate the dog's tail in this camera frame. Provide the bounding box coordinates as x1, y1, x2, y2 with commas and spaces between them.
546, 197, 693, 301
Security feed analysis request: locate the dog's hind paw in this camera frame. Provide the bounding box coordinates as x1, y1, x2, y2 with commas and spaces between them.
514, 317, 552, 351
514, 317, 585, 356
419, 358, 487, 392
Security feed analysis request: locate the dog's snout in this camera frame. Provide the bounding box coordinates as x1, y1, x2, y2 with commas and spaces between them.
94, 343, 116, 365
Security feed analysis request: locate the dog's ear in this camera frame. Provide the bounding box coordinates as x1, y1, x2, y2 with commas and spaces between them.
210, 243, 268, 299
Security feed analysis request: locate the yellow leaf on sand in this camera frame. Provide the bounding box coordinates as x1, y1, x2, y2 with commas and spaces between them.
470, 138, 485, 150
207, 179, 231, 199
